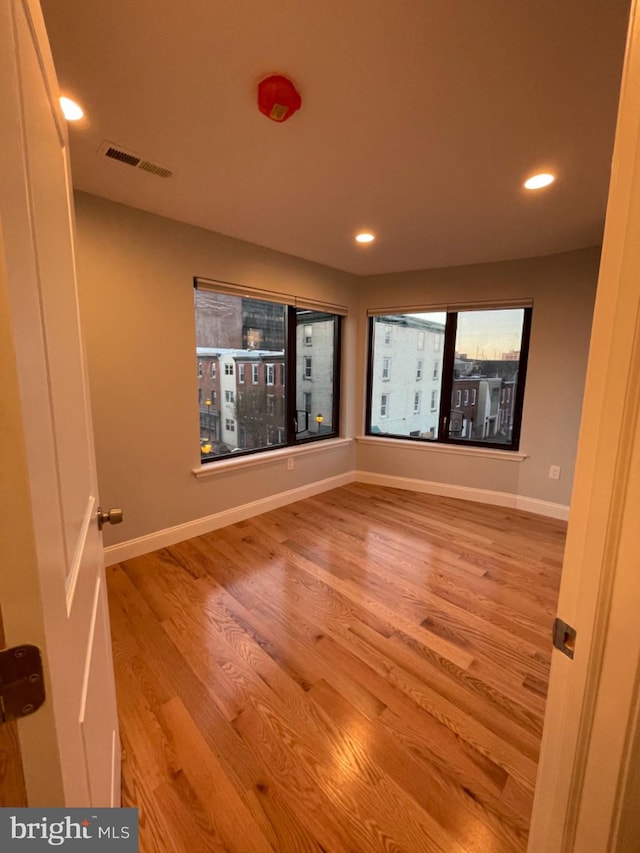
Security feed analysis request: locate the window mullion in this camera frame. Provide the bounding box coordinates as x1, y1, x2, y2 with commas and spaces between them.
438, 312, 458, 441
286, 305, 297, 446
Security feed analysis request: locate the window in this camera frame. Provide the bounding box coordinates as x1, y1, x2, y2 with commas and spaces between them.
195, 286, 342, 460
210, 362, 217, 378
384, 327, 392, 345
197, 361, 203, 377
198, 388, 203, 404
211, 390, 217, 403
366, 307, 531, 450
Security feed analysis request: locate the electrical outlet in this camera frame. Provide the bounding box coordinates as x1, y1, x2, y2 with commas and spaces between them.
549, 465, 561, 480
287, 458, 294, 471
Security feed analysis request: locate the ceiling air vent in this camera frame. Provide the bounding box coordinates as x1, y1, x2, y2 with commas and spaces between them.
98, 141, 172, 178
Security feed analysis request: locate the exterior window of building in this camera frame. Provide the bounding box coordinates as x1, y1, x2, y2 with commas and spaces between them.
196, 287, 341, 460
210, 362, 216, 378
384, 328, 392, 345
366, 307, 531, 450
211, 390, 217, 402
197, 361, 203, 377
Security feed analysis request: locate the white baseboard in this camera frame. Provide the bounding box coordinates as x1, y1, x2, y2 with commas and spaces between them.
104, 471, 356, 564
354, 470, 570, 521
105, 468, 569, 564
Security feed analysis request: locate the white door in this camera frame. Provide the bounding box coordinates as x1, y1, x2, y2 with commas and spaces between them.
0, 0, 120, 807
529, 2, 640, 849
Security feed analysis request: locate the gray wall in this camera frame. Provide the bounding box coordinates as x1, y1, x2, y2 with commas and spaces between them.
356, 248, 600, 507
74, 192, 359, 545
74, 192, 598, 547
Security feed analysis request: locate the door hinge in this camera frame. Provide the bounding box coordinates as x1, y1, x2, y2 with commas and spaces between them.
553, 617, 577, 659
0, 644, 45, 724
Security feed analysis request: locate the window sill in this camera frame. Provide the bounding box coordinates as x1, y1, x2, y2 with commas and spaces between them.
193, 437, 353, 479
355, 435, 527, 462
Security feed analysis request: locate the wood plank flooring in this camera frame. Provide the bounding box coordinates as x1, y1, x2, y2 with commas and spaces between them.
105, 484, 565, 852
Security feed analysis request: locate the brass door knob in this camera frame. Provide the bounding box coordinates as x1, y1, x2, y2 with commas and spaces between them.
97, 507, 124, 530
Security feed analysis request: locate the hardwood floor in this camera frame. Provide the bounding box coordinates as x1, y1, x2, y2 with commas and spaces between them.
106, 484, 565, 852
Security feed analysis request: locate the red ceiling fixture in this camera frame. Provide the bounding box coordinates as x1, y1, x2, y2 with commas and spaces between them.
258, 75, 301, 123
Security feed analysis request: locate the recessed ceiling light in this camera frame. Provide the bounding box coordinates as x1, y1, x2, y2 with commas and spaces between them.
59, 96, 84, 121
355, 232, 375, 244
524, 173, 555, 190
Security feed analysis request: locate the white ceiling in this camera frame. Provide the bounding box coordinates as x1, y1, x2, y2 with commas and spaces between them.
41, 0, 630, 276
